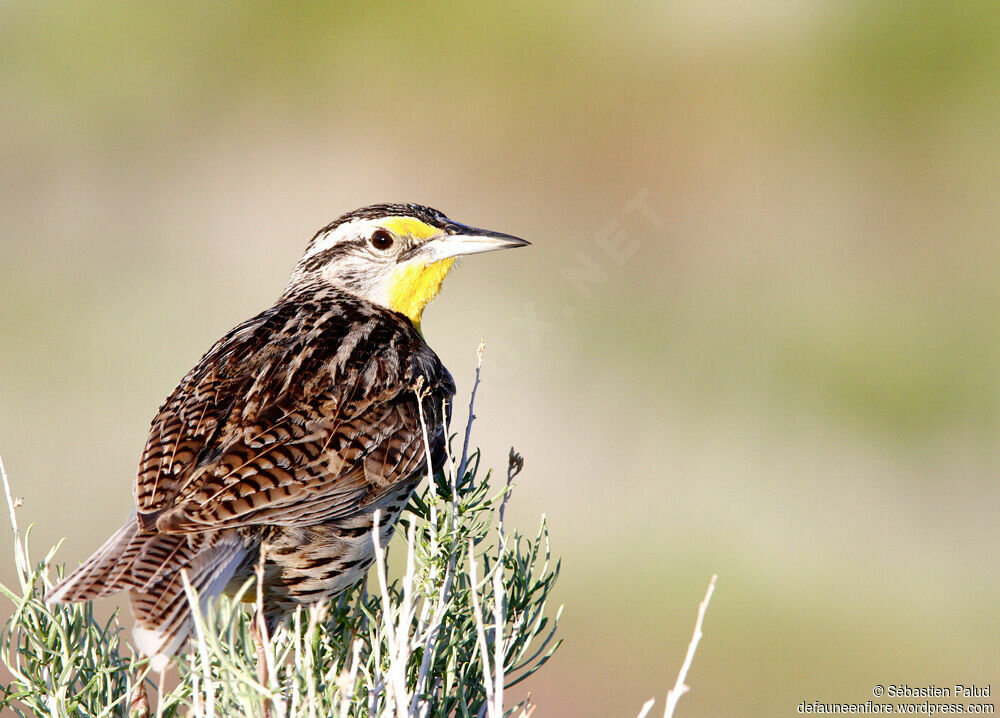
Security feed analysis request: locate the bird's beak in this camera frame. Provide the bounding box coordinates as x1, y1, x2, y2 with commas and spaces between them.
411, 223, 531, 262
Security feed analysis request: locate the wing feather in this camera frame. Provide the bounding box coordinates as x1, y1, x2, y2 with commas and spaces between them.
134, 287, 454, 535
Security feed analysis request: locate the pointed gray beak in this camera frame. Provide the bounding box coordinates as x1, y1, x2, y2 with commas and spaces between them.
410, 222, 530, 262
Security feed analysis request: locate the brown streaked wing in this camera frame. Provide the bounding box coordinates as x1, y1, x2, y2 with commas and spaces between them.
153, 390, 436, 531
135, 320, 259, 517
133, 286, 453, 535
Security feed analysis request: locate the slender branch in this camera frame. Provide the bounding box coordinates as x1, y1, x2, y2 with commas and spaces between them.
499, 450, 523, 543
457, 340, 486, 483
180, 569, 216, 718
491, 557, 505, 717
0, 451, 26, 584
662, 575, 718, 718
468, 541, 496, 717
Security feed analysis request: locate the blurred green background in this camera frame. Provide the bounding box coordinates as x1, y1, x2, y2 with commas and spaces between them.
2, 1, 999, 715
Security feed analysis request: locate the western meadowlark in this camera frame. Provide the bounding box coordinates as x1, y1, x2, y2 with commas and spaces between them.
47, 203, 528, 671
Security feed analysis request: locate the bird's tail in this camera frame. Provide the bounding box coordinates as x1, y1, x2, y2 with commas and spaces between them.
46, 520, 148, 603
47, 521, 250, 671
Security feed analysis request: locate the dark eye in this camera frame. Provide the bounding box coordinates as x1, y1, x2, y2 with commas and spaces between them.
369, 229, 395, 251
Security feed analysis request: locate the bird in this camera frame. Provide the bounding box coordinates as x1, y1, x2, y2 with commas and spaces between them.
46, 203, 529, 671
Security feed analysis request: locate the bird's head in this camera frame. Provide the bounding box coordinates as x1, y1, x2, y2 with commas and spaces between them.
291, 203, 529, 330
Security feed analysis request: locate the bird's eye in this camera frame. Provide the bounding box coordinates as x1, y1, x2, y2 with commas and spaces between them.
369, 229, 395, 251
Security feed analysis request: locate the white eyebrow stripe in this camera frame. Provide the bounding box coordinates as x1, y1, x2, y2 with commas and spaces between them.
303, 218, 372, 259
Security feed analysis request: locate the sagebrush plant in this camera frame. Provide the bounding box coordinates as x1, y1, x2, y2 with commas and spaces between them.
0, 358, 562, 717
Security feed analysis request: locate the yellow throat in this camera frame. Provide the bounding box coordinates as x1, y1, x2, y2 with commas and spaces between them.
387, 258, 457, 331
